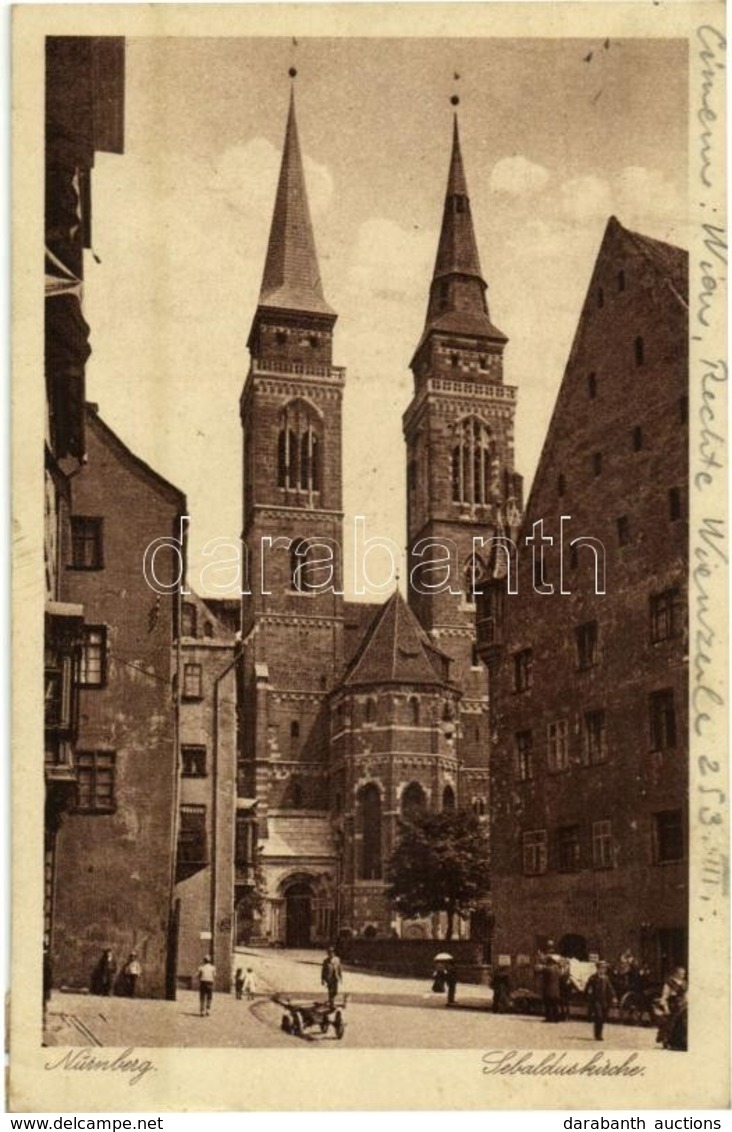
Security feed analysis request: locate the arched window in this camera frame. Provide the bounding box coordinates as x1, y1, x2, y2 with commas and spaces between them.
409, 696, 420, 726
463, 554, 485, 605
277, 400, 322, 493
402, 782, 426, 821
365, 697, 376, 725
442, 785, 456, 812
450, 418, 494, 506
357, 784, 382, 879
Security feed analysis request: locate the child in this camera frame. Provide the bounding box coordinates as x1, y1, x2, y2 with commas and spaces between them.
234, 967, 244, 1000
242, 967, 256, 1000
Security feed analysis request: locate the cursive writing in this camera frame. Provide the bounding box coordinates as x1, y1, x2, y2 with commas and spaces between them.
481, 1050, 645, 1077
44, 1046, 156, 1087
697, 25, 726, 188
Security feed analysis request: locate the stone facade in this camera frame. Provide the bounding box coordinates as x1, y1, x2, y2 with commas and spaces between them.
53, 406, 186, 997
477, 217, 688, 978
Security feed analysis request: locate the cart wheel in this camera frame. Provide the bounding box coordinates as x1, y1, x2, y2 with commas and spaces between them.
291, 1012, 302, 1036
334, 1011, 345, 1040
281, 1014, 292, 1034
620, 993, 643, 1027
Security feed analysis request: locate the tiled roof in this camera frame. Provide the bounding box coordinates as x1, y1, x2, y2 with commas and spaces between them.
341, 590, 451, 687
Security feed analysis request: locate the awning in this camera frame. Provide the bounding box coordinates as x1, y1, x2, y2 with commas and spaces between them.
236, 797, 259, 811
45, 601, 84, 619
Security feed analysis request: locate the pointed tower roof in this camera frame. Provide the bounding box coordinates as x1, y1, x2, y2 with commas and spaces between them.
342, 590, 452, 688
412, 112, 505, 364
255, 88, 335, 319
433, 116, 483, 282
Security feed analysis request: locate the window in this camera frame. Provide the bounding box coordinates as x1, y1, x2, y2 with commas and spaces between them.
654, 810, 684, 863
473, 797, 486, 817
182, 745, 206, 777
80, 626, 106, 687
592, 452, 602, 477
592, 820, 614, 869
522, 830, 547, 876
408, 697, 420, 726
557, 473, 566, 497
587, 373, 597, 400
178, 804, 207, 865
669, 487, 682, 521
182, 663, 202, 700
651, 588, 683, 642
583, 710, 607, 765
290, 720, 300, 739
617, 515, 630, 546
478, 355, 488, 369
650, 689, 677, 750
44, 647, 77, 730
451, 417, 495, 505
365, 697, 376, 725
557, 825, 581, 872
277, 400, 322, 493
402, 782, 426, 821
451, 353, 459, 368
632, 426, 643, 452
290, 538, 319, 593
357, 784, 382, 879
515, 731, 533, 781
182, 602, 197, 638
634, 336, 645, 367
547, 719, 569, 772
75, 751, 115, 812
617, 269, 626, 292
442, 785, 456, 811
471, 643, 481, 668
575, 621, 599, 670
70, 516, 103, 569
513, 649, 533, 692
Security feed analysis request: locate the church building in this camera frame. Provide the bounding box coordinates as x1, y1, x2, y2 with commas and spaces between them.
236, 86, 521, 946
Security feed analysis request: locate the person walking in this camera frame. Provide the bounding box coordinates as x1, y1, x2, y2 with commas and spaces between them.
541, 955, 562, 1023
198, 955, 216, 1016
444, 961, 458, 1006
234, 967, 244, 1000
656, 967, 687, 1049
321, 947, 343, 1008
123, 952, 142, 998
585, 960, 615, 1041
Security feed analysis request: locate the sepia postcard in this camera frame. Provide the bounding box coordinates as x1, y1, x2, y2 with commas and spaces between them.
10, 1, 729, 1114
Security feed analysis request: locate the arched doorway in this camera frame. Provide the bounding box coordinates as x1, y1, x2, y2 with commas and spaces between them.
558, 933, 589, 960
284, 881, 314, 947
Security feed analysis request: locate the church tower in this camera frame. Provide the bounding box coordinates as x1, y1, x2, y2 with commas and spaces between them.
403, 112, 522, 813
238, 84, 344, 946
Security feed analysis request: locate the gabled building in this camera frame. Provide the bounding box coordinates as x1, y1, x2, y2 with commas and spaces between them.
53, 405, 186, 998
477, 216, 688, 978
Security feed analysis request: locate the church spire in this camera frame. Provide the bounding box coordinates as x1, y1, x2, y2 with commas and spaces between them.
254, 86, 335, 322
412, 110, 505, 367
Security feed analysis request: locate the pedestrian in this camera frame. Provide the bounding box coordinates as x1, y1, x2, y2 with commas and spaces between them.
234, 967, 244, 1000
585, 960, 615, 1041
122, 952, 142, 998
92, 949, 117, 996
558, 958, 573, 1021
321, 946, 343, 1008
445, 961, 458, 1006
243, 967, 256, 1000
198, 954, 216, 1016
541, 955, 562, 1023
655, 966, 687, 1049
491, 962, 511, 1014
431, 965, 446, 993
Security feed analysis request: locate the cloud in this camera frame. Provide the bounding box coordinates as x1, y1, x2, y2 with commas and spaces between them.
489, 156, 550, 197
560, 175, 614, 222
209, 138, 334, 219
346, 217, 435, 299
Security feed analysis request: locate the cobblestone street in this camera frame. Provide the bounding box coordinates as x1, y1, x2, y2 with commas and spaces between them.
44, 948, 661, 1052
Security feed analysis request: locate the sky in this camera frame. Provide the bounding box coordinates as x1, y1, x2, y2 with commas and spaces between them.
82, 36, 689, 598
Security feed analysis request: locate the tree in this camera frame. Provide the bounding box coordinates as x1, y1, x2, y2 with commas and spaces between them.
386, 809, 490, 940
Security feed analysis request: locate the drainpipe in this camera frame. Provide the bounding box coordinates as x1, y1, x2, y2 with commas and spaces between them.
211, 641, 243, 988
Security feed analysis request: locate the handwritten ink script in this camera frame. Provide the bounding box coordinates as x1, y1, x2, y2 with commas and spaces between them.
481, 1050, 645, 1078
692, 24, 728, 924
44, 1047, 156, 1087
